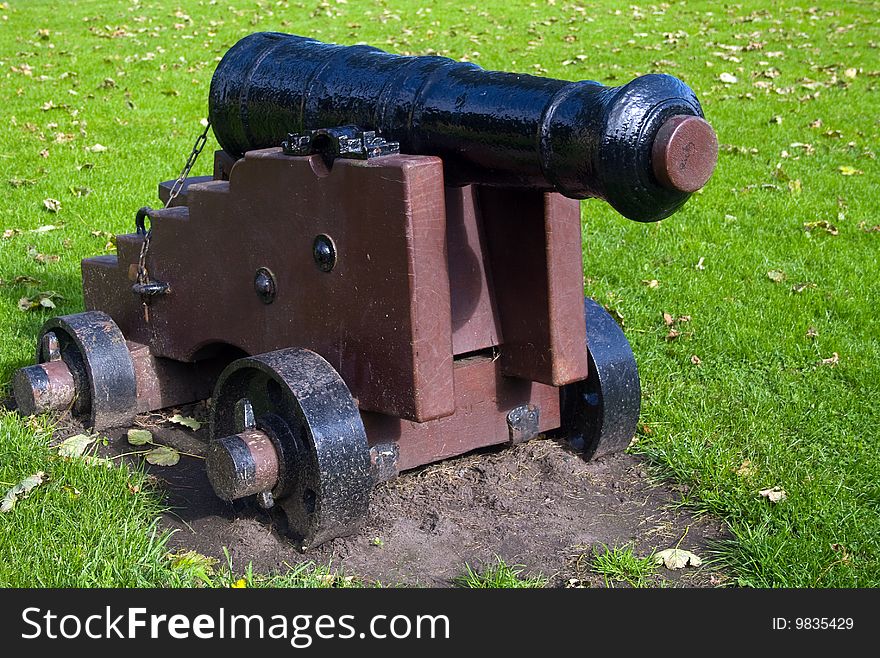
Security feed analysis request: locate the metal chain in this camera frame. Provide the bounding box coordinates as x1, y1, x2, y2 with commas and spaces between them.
136, 120, 211, 321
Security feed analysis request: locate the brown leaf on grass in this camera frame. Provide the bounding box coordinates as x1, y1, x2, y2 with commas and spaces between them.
767, 270, 786, 283
735, 459, 754, 477
42, 197, 61, 213
819, 352, 839, 366
831, 543, 851, 563
1, 472, 47, 513
665, 329, 680, 341
662, 312, 674, 326
641, 279, 659, 288
2, 228, 21, 239
803, 220, 838, 235
759, 486, 787, 503
792, 282, 816, 293
690, 355, 702, 365
69, 185, 92, 197
806, 326, 819, 339
18, 291, 61, 311
858, 222, 880, 233
90, 230, 116, 251
838, 165, 862, 176
27, 246, 60, 264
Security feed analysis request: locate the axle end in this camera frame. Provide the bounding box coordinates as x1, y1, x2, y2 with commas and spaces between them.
13, 361, 76, 416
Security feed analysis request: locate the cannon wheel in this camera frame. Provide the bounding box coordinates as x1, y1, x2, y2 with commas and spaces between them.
13, 311, 137, 430
209, 348, 372, 550
559, 298, 641, 460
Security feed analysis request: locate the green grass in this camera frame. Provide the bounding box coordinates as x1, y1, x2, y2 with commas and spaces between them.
455, 558, 548, 589
0, 409, 188, 586
1, 0, 879, 587
0, 410, 368, 587
590, 544, 660, 588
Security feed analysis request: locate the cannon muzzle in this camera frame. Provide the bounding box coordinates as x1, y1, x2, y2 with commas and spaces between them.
209, 32, 717, 222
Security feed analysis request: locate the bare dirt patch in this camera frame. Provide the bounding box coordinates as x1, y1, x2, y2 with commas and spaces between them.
98, 406, 729, 588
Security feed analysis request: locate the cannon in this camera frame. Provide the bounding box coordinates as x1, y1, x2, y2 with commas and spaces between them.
12, 33, 717, 549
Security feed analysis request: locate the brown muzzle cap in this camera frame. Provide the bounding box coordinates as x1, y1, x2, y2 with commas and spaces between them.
651, 115, 718, 194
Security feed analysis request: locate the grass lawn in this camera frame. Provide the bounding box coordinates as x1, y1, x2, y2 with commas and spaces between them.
1, 0, 878, 587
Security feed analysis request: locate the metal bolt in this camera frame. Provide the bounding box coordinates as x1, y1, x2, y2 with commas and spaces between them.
40, 332, 62, 362
254, 267, 277, 304
312, 234, 337, 272
256, 490, 275, 509
234, 397, 256, 431
369, 442, 400, 483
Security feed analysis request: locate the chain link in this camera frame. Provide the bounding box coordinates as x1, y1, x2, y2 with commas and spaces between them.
136, 121, 211, 321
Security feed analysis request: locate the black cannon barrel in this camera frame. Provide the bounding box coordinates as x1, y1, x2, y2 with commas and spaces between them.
209, 32, 718, 222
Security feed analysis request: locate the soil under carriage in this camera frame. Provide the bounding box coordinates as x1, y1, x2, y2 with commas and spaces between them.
124, 413, 728, 587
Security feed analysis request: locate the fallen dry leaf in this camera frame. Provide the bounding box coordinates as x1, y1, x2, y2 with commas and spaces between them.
18, 291, 61, 311
57, 434, 95, 458
655, 548, 702, 570
42, 198, 61, 213
759, 486, 787, 503
767, 270, 786, 283
1, 472, 47, 513
169, 414, 201, 431
735, 459, 754, 477
690, 355, 702, 365
820, 352, 839, 366
803, 220, 838, 235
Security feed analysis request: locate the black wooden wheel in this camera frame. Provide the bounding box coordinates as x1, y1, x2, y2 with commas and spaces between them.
23, 311, 137, 430
559, 298, 641, 460
209, 348, 372, 550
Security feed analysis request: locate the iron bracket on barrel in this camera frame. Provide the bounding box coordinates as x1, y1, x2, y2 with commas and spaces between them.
281, 125, 399, 165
